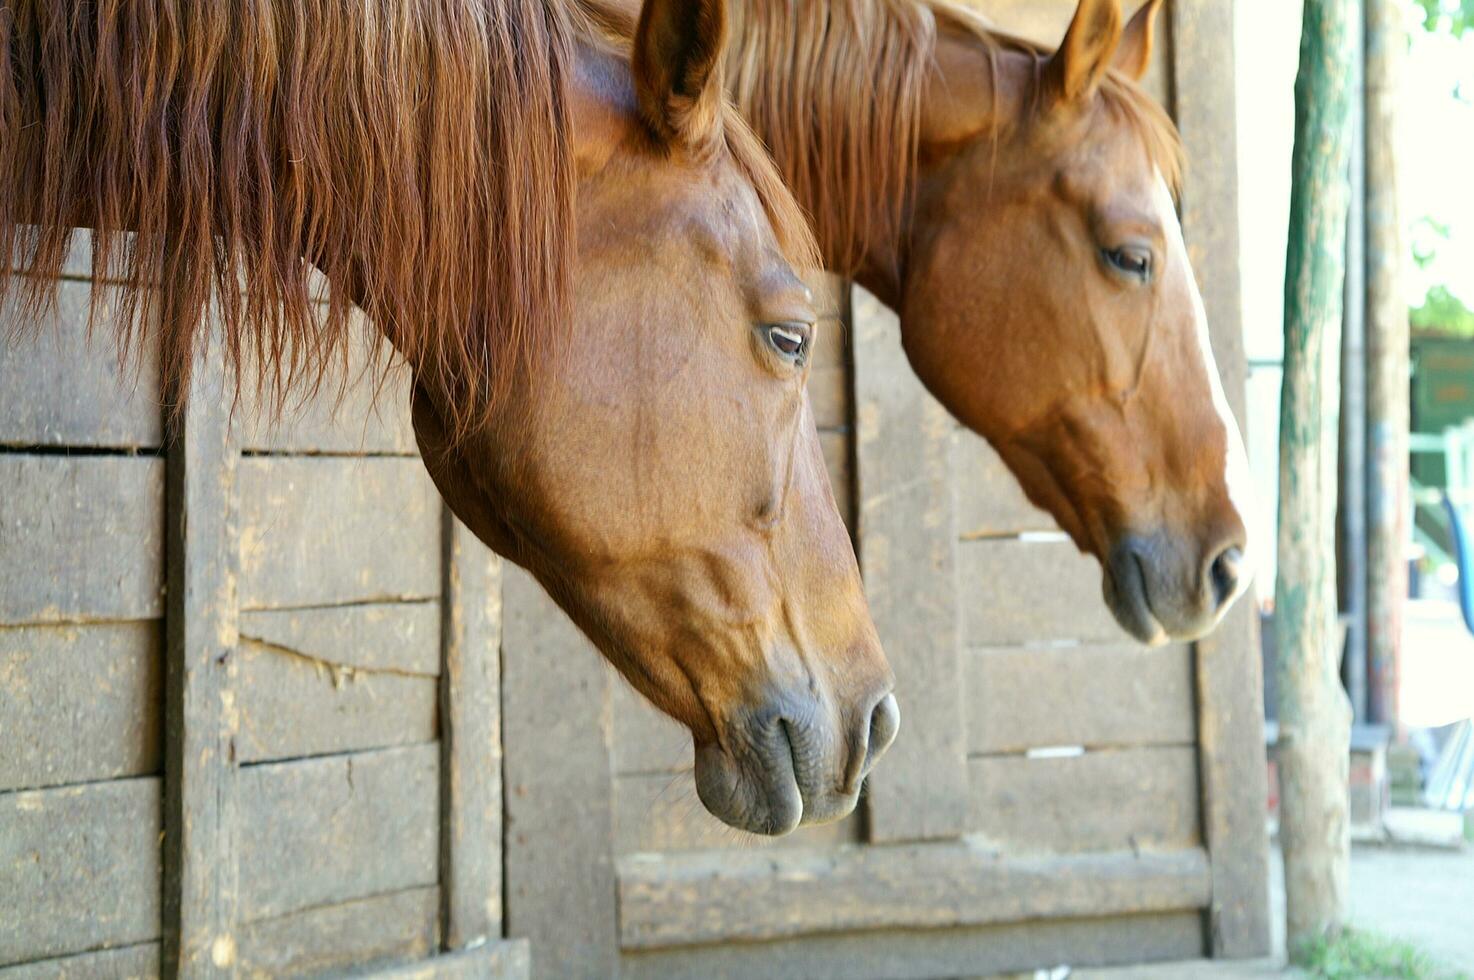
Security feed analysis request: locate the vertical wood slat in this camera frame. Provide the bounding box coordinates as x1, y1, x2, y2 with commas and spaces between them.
440, 515, 505, 950
1169, 0, 1273, 959
501, 567, 619, 979
162, 346, 241, 977
852, 285, 969, 842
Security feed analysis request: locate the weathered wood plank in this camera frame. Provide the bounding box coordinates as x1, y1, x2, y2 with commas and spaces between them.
236, 324, 416, 456
239, 602, 440, 675
613, 772, 860, 856
0, 622, 162, 792
439, 517, 505, 950
620, 912, 1205, 980
952, 429, 1054, 538
818, 428, 853, 529
958, 538, 1126, 647
1171, 0, 1273, 957
501, 566, 619, 979
236, 886, 438, 979
0, 943, 161, 980
358, 942, 531, 980
617, 844, 1211, 949
6, 226, 96, 279
237, 457, 441, 609
611, 679, 689, 776
964, 644, 1195, 755
0, 282, 162, 448
852, 284, 968, 842
236, 745, 440, 921
233, 638, 437, 763
0, 456, 164, 625
0, 778, 162, 965
162, 349, 240, 978
967, 747, 1202, 854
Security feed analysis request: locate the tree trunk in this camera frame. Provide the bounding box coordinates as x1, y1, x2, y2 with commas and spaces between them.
1364, 0, 1409, 731
1276, 0, 1356, 957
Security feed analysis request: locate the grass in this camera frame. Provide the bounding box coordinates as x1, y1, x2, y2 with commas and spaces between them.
1296, 929, 1469, 980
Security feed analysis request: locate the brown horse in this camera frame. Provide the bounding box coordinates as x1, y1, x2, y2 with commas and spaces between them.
586, 0, 1256, 644
0, 0, 896, 835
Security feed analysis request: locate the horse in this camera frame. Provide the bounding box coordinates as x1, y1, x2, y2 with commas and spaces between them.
584, 0, 1257, 645
0, 0, 897, 836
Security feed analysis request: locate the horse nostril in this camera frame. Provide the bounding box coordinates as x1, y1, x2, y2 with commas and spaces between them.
1209, 545, 1243, 610
857, 693, 900, 788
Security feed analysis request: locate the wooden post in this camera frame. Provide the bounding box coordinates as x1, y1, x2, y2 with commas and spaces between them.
162, 343, 241, 978
1364, 0, 1409, 731
440, 516, 505, 950
1276, 0, 1356, 955
1169, 0, 1273, 957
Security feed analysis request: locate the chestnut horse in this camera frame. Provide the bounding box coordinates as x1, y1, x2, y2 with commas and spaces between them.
585, 0, 1256, 644
0, 0, 896, 835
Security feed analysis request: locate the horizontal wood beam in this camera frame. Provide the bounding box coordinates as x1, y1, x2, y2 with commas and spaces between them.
618, 844, 1212, 949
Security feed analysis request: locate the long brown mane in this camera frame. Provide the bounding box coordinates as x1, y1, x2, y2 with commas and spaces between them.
717, 0, 1185, 277
1, 0, 575, 435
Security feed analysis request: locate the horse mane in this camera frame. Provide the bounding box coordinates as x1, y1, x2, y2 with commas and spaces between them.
1, 0, 576, 437
719, 0, 1186, 277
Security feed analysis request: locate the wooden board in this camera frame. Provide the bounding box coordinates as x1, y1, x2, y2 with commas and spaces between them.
966, 747, 1202, 854
852, 285, 968, 842
0, 778, 161, 966
236, 745, 440, 921
238, 602, 440, 676
5, 227, 95, 279
236, 323, 416, 456
0, 943, 160, 980
964, 644, 1196, 754
620, 912, 1205, 980
0, 282, 162, 448
612, 772, 860, 856
236, 886, 438, 979
611, 680, 690, 776
237, 457, 441, 609
233, 638, 438, 763
0, 455, 164, 625
958, 538, 1126, 647
617, 844, 1211, 949
818, 429, 853, 529
0, 622, 161, 792
952, 429, 1055, 538
501, 566, 620, 979
360, 943, 531, 980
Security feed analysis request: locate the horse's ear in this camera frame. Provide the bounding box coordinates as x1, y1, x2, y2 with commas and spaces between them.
1113, 0, 1162, 82
1044, 0, 1123, 107
632, 0, 727, 152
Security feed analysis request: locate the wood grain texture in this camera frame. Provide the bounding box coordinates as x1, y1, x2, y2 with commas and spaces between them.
620, 912, 1204, 980
612, 772, 860, 856
357, 943, 531, 980
618, 844, 1211, 949
501, 566, 619, 980
162, 349, 240, 978
236, 886, 438, 979
964, 644, 1195, 754
952, 429, 1055, 538
0, 455, 164, 625
611, 679, 690, 776
819, 429, 853, 529
0, 282, 162, 448
439, 516, 505, 950
958, 538, 1126, 647
0, 943, 161, 980
237, 456, 441, 609
0, 778, 162, 966
1171, 0, 1273, 957
967, 747, 1202, 854
0, 622, 162, 792
236, 745, 440, 921
233, 638, 438, 763
239, 602, 440, 675
852, 284, 967, 842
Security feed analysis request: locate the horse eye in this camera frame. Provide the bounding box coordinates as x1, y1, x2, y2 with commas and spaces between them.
1103, 246, 1152, 280
765, 322, 811, 360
